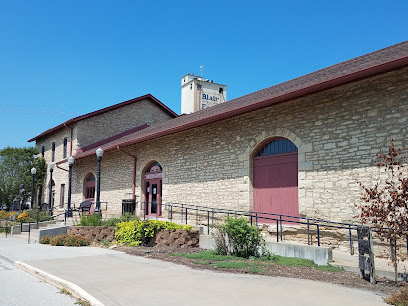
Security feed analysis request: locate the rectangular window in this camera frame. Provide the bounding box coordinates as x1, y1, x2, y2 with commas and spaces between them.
60, 184, 65, 208
63, 137, 68, 159
52, 142, 55, 162
41, 146, 45, 157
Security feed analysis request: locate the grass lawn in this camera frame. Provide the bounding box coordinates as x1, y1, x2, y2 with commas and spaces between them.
171, 250, 343, 273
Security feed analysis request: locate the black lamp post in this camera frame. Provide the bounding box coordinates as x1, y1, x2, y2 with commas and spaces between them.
48, 162, 55, 214
30, 167, 36, 210
67, 156, 74, 217
95, 147, 104, 214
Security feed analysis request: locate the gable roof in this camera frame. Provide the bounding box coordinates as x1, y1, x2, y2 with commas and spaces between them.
28, 94, 177, 142
57, 41, 408, 162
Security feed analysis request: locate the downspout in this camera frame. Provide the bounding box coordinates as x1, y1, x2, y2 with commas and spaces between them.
116, 146, 137, 201
64, 123, 73, 156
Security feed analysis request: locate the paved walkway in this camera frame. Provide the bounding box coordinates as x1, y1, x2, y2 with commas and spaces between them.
0, 236, 386, 306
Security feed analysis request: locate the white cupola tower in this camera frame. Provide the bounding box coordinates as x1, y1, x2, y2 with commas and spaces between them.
181, 73, 227, 114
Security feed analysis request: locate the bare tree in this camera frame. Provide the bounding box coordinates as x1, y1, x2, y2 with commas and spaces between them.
356, 140, 408, 282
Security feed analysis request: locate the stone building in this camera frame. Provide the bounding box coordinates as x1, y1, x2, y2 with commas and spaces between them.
29, 41, 408, 223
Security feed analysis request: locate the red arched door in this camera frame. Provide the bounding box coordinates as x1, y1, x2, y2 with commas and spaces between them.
144, 163, 162, 218
253, 138, 299, 223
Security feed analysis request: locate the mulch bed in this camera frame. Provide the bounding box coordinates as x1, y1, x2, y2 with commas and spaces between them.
109, 245, 406, 296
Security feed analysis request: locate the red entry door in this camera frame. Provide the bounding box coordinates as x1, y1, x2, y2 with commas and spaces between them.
145, 179, 162, 217
253, 152, 299, 223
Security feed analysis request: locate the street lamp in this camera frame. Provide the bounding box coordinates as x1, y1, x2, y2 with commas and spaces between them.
95, 147, 104, 214
48, 162, 55, 214
30, 167, 36, 210
66, 156, 74, 217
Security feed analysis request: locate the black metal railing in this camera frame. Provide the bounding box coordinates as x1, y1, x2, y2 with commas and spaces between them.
0, 219, 9, 238
140, 201, 408, 256
19, 208, 68, 243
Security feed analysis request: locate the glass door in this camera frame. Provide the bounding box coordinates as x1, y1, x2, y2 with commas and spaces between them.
145, 179, 162, 217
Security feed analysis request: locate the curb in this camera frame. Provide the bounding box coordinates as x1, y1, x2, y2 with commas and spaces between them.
14, 261, 104, 306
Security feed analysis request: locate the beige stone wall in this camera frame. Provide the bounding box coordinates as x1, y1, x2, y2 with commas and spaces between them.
75, 99, 174, 149
71, 150, 134, 216
35, 98, 174, 212
74, 67, 408, 223
36, 127, 74, 207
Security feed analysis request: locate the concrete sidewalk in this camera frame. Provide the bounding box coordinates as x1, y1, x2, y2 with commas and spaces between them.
0, 236, 386, 306
332, 250, 408, 281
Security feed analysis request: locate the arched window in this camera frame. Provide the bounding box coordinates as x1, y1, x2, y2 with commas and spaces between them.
51, 142, 56, 162
63, 137, 68, 159
256, 138, 298, 157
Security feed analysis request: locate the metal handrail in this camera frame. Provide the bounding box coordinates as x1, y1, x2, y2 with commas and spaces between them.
140, 201, 407, 256
0, 219, 9, 238
19, 208, 68, 244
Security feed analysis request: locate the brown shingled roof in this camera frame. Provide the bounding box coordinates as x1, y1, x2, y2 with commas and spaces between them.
28, 94, 178, 142
66, 41, 408, 162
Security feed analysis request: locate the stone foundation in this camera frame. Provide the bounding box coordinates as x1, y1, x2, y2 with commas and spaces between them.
68, 226, 115, 241
155, 229, 199, 248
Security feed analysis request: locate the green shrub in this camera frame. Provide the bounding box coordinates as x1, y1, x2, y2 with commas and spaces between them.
101, 213, 139, 227
77, 213, 140, 227
115, 220, 192, 246
40, 234, 91, 246
28, 211, 49, 222
78, 214, 103, 226
212, 217, 266, 258
0, 211, 7, 220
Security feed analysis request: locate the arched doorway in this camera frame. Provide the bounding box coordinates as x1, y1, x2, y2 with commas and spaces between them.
253, 138, 299, 223
84, 173, 96, 202
143, 162, 163, 218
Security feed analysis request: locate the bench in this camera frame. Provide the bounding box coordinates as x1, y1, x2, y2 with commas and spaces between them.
74, 201, 93, 216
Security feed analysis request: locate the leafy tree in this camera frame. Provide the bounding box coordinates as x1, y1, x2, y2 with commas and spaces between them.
356, 140, 408, 282
0, 147, 46, 209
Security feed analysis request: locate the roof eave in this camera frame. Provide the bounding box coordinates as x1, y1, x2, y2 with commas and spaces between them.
87, 55, 408, 157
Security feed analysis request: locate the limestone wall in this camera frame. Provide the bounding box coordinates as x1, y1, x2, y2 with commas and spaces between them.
67, 67, 408, 223
75, 99, 174, 148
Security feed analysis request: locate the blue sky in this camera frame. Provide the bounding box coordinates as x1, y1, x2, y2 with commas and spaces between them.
0, 1, 407, 150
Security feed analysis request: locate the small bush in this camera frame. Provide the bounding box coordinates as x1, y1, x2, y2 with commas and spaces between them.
101, 213, 139, 227
212, 217, 267, 258
77, 213, 140, 227
115, 220, 192, 246
40, 234, 90, 246
384, 287, 408, 306
0, 211, 7, 220
40, 235, 52, 244
17, 211, 30, 222
78, 214, 103, 226
27, 211, 49, 222
6, 212, 18, 220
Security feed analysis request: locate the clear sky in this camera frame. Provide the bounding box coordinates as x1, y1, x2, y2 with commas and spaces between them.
0, 1, 407, 150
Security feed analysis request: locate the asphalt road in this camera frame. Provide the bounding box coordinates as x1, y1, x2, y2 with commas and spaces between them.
0, 258, 76, 306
